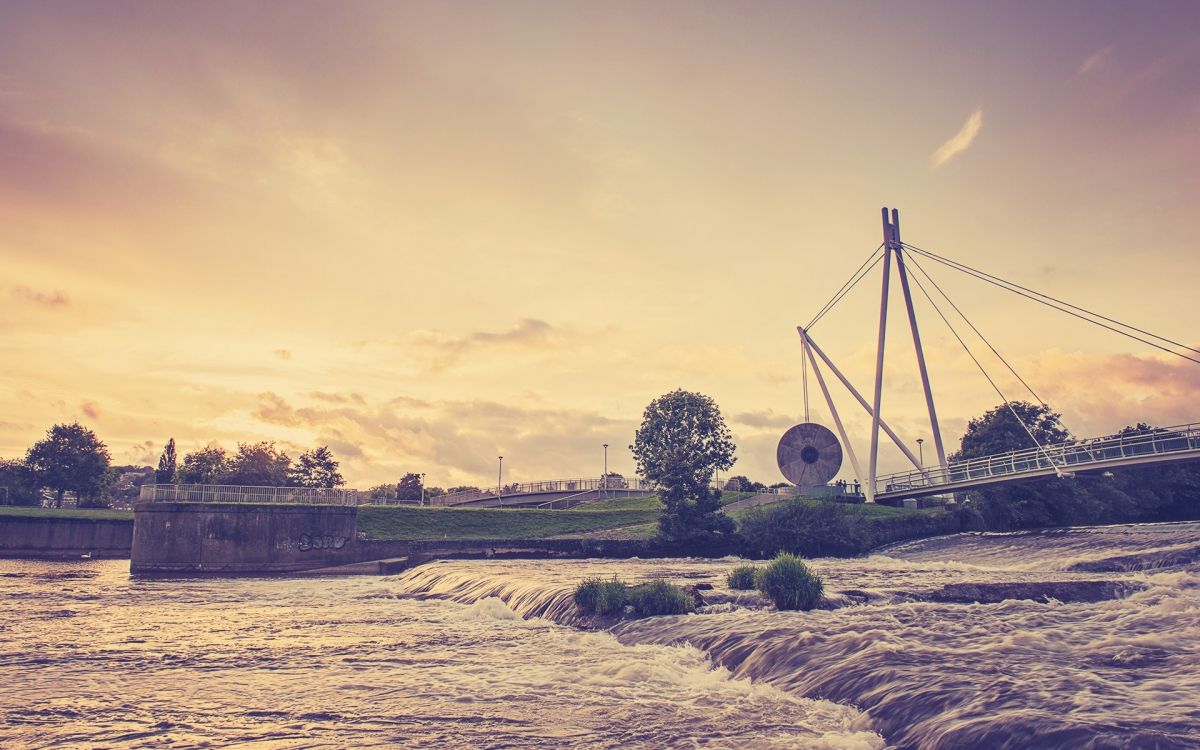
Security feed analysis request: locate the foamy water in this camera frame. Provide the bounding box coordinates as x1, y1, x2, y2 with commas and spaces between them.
2, 521, 1197, 748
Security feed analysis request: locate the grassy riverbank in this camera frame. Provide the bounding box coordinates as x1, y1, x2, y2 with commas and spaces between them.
0, 506, 133, 521
356, 504, 662, 540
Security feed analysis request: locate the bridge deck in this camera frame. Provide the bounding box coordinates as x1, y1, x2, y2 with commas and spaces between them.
875, 424, 1200, 501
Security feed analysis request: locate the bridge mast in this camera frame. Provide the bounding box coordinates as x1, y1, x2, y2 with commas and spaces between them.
891, 209, 948, 471
867, 209, 894, 502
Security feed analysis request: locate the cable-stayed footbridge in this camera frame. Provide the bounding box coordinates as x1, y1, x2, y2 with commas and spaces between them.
782, 208, 1200, 503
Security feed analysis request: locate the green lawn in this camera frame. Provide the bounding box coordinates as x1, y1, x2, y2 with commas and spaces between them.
0, 506, 133, 521
356, 505, 661, 541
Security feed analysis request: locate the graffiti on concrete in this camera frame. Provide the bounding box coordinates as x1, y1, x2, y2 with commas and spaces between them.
298, 533, 348, 552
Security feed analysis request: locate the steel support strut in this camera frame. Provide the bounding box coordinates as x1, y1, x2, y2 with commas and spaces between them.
891, 209, 948, 471
798, 327, 865, 488
800, 328, 924, 471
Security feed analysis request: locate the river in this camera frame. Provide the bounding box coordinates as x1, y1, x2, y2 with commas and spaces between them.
1, 521, 1197, 749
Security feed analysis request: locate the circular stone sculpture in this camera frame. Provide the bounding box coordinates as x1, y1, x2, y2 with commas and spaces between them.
777, 423, 843, 489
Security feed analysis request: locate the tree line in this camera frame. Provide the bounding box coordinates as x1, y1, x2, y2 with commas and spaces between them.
0, 423, 350, 508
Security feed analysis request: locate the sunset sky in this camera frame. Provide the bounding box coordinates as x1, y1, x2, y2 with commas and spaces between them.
2, 1, 1198, 488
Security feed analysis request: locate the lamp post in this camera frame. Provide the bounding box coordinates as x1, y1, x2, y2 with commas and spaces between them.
603, 443, 608, 488
916, 438, 925, 468
420, 472, 426, 507
497, 456, 504, 505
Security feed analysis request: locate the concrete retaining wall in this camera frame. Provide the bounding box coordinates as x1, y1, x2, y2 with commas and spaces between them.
131, 502, 360, 575
0, 516, 133, 558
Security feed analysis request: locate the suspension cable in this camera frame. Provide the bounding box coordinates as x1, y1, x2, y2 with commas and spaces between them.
904, 253, 1052, 411
902, 243, 1200, 366
906, 261, 1059, 465
806, 244, 884, 330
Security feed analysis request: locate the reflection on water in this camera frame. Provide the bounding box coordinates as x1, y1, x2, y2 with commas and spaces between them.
2, 521, 1197, 749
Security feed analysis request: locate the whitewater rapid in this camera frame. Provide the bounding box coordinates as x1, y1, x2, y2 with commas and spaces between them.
1, 521, 1196, 748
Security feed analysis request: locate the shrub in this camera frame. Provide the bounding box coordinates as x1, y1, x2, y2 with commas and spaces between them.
627, 579, 695, 615
573, 577, 628, 615
726, 564, 761, 590
756, 553, 824, 611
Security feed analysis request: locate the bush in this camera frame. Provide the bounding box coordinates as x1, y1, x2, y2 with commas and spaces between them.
756, 553, 824, 611
627, 580, 695, 615
726, 564, 761, 590
573, 577, 628, 615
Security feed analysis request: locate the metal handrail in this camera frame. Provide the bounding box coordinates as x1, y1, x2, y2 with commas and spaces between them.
431, 476, 658, 507
874, 422, 1200, 494
138, 483, 360, 506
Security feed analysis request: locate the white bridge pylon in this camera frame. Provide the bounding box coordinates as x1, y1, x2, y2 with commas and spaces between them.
798, 208, 947, 502
797, 208, 1200, 502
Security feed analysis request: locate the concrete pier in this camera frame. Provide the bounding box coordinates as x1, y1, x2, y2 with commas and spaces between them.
131, 502, 359, 575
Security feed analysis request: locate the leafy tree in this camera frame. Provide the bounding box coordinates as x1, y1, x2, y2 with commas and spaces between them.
396, 472, 424, 502
156, 438, 177, 484
0, 458, 43, 506
725, 475, 766, 492
369, 484, 397, 501
425, 486, 446, 499
288, 446, 344, 488
25, 423, 113, 507
954, 401, 1070, 461
178, 445, 231, 484
226, 441, 291, 486
448, 485, 481, 494
631, 389, 737, 544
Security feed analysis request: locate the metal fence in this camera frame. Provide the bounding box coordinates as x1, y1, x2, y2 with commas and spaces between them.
430, 476, 659, 507
875, 423, 1200, 495
139, 484, 360, 506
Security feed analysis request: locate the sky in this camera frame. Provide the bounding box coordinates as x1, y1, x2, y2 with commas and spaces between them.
1, 1, 1198, 489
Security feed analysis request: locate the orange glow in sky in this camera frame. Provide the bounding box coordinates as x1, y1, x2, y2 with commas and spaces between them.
2, 3, 1197, 486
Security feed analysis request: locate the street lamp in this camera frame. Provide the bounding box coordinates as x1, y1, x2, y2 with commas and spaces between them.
420, 472, 426, 507
916, 438, 925, 467
497, 456, 504, 505
603, 443, 609, 488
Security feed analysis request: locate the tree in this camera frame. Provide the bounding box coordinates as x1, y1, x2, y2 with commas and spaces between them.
0, 458, 43, 506
725, 475, 766, 492
396, 472, 424, 502
631, 389, 737, 544
954, 401, 1070, 461
178, 444, 231, 484
156, 438, 177, 484
226, 441, 291, 486
25, 423, 113, 507
288, 446, 344, 488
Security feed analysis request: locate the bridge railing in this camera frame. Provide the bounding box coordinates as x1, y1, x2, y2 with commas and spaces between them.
875, 423, 1200, 495
139, 484, 360, 506
430, 477, 658, 507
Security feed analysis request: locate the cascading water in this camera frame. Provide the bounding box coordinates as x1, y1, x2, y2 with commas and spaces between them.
1, 521, 1196, 748
390, 522, 1200, 749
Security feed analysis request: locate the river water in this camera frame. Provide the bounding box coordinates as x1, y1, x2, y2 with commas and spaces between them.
1, 522, 1197, 749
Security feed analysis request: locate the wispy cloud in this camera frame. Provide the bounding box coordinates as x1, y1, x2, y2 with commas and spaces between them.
931, 107, 984, 168
12, 285, 69, 307
1076, 46, 1113, 77
405, 318, 565, 372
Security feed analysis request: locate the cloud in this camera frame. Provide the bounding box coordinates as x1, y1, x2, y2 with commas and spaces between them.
1076, 46, 1113, 77
733, 409, 798, 429
272, 348, 292, 360
405, 318, 565, 372
80, 401, 100, 420
248, 390, 635, 486
1028, 348, 1200, 433
12, 285, 68, 307
931, 107, 983, 168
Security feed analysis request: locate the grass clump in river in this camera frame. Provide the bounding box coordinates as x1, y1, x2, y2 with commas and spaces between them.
573, 577, 629, 616
756, 553, 824, 611
573, 577, 695, 617
725, 564, 761, 590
